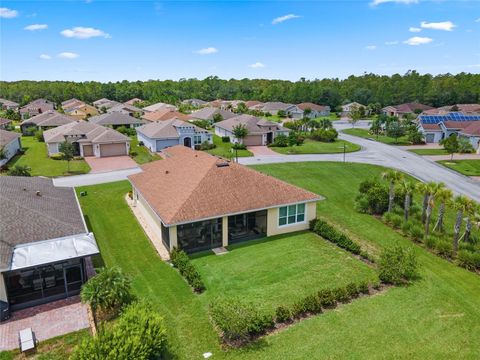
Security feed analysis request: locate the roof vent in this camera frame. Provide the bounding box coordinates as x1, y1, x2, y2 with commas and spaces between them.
165, 170, 169, 174
216, 162, 229, 168
36, 191, 42, 196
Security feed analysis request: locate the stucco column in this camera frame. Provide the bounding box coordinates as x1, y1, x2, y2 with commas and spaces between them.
222, 216, 228, 247
169, 226, 178, 250
0, 274, 8, 302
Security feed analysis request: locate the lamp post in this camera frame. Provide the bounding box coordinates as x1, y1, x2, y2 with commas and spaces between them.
338, 143, 346, 163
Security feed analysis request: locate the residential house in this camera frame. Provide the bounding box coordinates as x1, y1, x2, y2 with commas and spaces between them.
246, 101, 264, 110
61, 98, 85, 111
0, 118, 12, 129
458, 122, 480, 154
0, 130, 21, 167
0, 98, 19, 111
260, 102, 304, 119
43, 121, 130, 157
214, 114, 289, 146
181, 99, 208, 108
297, 103, 331, 118
89, 112, 145, 129
422, 104, 480, 115
124, 98, 143, 106
382, 102, 434, 118
0, 176, 99, 313
64, 104, 99, 120
107, 103, 144, 117
143, 102, 177, 113
190, 107, 235, 124
92, 98, 122, 111
19, 99, 55, 119
142, 109, 191, 122
137, 118, 212, 152
128, 145, 321, 254
20, 111, 76, 135
341, 102, 365, 116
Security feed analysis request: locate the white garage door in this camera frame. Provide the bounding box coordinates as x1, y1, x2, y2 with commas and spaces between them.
99, 143, 127, 157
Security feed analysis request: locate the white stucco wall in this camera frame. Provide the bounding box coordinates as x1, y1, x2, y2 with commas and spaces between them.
0, 274, 7, 302
0, 137, 21, 166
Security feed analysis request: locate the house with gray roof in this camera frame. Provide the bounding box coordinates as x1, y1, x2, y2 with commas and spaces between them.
190, 107, 236, 124
20, 110, 76, 135
19, 99, 55, 119
89, 112, 145, 129
43, 121, 130, 157
260, 102, 304, 119
143, 102, 177, 113
0, 176, 99, 313
92, 98, 122, 111
0, 129, 21, 167
106, 103, 144, 117
137, 118, 212, 152
214, 114, 289, 146
181, 99, 208, 108
0, 118, 12, 130
0, 98, 19, 111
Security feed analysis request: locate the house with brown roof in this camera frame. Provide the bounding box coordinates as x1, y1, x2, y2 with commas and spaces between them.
297, 103, 331, 118
181, 99, 208, 108
423, 104, 480, 115
143, 102, 177, 113
107, 103, 144, 117
89, 112, 145, 129
0, 98, 19, 111
190, 107, 235, 124
128, 145, 321, 253
43, 121, 130, 157
92, 98, 122, 111
382, 102, 433, 118
19, 99, 55, 119
64, 103, 99, 120
61, 98, 85, 111
0, 176, 99, 314
142, 109, 191, 122
214, 114, 289, 146
20, 111, 76, 135
0, 129, 21, 167
0, 118, 12, 130
124, 98, 143, 106
260, 102, 304, 119
137, 118, 212, 152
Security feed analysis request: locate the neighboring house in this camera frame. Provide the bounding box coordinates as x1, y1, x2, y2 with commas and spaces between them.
19, 99, 55, 119
137, 118, 212, 152
89, 112, 145, 129
43, 121, 131, 157
0, 118, 12, 129
246, 101, 264, 110
128, 145, 321, 254
0, 98, 19, 111
260, 102, 304, 119
107, 103, 144, 116
181, 99, 208, 107
61, 98, 85, 111
190, 107, 235, 124
341, 102, 365, 115
124, 98, 143, 106
142, 109, 191, 122
92, 98, 122, 111
422, 104, 480, 115
64, 104, 99, 120
458, 122, 480, 154
0, 176, 99, 313
214, 114, 289, 146
382, 102, 434, 118
297, 103, 331, 118
20, 111, 76, 135
0, 129, 21, 167
143, 102, 177, 113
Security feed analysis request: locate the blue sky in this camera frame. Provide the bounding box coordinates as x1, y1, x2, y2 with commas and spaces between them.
1, 0, 479, 82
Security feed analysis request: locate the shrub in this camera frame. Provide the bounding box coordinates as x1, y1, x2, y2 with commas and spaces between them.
424, 235, 438, 249
354, 196, 370, 213
309, 128, 338, 142
170, 248, 205, 292
50, 153, 64, 160
378, 246, 419, 285
199, 141, 216, 150
317, 288, 336, 308
357, 281, 370, 295
382, 212, 393, 225
272, 134, 288, 147
390, 214, 403, 229
221, 136, 230, 142
73, 156, 84, 160
8, 165, 31, 177
275, 305, 292, 323
457, 250, 480, 270
356, 180, 389, 215
312, 219, 361, 255
301, 294, 322, 314
346, 282, 359, 298
34, 130, 44, 142
409, 225, 424, 242
435, 240, 453, 259
232, 143, 247, 150
332, 287, 350, 303
190, 119, 210, 129
401, 221, 413, 236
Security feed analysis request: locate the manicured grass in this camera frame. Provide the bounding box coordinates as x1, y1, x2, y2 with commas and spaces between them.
270, 139, 360, 155
408, 148, 449, 155
129, 136, 161, 164
192, 232, 377, 312
343, 128, 411, 146
437, 159, 480, 176
6, 136, 90, 177
206, 135, 253, 159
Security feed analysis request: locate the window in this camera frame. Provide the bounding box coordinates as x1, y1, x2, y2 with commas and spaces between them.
194, 135, 202, 145
278, 203, 306, 226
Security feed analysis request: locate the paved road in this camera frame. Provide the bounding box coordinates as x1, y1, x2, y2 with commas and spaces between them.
53, 167, 142, 187
239, 122, 480, 203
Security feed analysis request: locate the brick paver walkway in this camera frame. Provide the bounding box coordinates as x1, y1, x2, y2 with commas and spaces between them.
0, 296, 90, 351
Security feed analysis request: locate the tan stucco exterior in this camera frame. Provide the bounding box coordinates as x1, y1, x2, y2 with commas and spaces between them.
222, 216, 228, 247
266, 201, 317, 236
0, 274, 7, 302
169, 226, 178, 250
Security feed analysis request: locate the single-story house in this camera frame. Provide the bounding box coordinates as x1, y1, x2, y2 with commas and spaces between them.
128, 146, 321, 253
246, 101, 263, 110
137, 118, 212, 152
0, 130, 21, 167
143, 102, 177, 113
61, 98, 85, 111
0, 98, 19, 111
65, 104, 99, 120
214, 114, 289, 146
107, 103, 144, 116
20, 111, 76, 135
341, 102, 365, 115
0, 118, 12, 129
124, 98, 143, 106
297, 103, 331, 118
92, 98, 122, 111
43, 121, 131, 157
19, 99, 55, 119
88, 112, 145, 129
382, 102, 434, 118
0, 176, 99, 314
260, 102, 304, 119
142, 109, 191, 122
422, 104, 480, 115
181, 99, 208, 108
190, 107, 236, 124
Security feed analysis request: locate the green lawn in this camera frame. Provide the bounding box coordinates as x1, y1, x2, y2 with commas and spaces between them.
6, 136, 90, 177
192, 232, 377, 313
408, 148, 449, 156
437, 159, 480, 176
129, 136, 161, 164
206, 135, 253, 159
270, 139, 360, 155
343, 128, 411, 146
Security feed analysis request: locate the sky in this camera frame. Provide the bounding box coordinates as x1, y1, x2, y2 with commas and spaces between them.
0, 0, 479, 82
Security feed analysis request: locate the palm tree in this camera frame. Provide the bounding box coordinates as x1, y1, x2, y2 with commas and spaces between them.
460, 201, 478, 244
397, 180, 416, 221
424, 182, 442, 238
382, 170, 404, 212
452, 195, 471, 255
433, 187, 453, 232
416, 182, 429, 224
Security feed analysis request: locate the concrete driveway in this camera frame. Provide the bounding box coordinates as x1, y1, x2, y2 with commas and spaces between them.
85, 156, 138, 174
247, 146, 278, 156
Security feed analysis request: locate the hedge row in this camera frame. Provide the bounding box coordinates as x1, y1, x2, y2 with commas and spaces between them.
310, 219, 365, 257
170, 248, 205, 292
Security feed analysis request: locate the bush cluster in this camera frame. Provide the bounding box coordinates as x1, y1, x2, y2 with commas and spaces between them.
199, 141, 216, 150
170, 248, 205, 292
309, 128, 338, 142
232, 143, 247, 150
116, 125, 136, 136
221, 136, 230, 142
378, 246, 419, 285
50, 153, 64, 160
354, 179, 389, 215
311, 219, 361, 255
270, 134, 288, 147
457, 250, 480, 270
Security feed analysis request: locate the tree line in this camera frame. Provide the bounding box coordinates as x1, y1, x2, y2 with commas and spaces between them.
1, 71, 479, 110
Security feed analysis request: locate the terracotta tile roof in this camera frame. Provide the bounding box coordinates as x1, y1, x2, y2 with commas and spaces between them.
460, 122, 480, 136
391, 102, 434, 113
124, 98, 143, 106
61, 98, 85, 110
21, 110, 76, 127
0, 129, 20, 148
128, 146, 321, 225
420, 123, 441, 130
142, 109, 191, 122
297, 102, 329, 112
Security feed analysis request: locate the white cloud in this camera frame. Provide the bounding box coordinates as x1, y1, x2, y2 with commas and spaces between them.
58, 52, 79, 59
272, 14, 300, 25
249, 62, 265, 68
39, 54, 51, 60
24, 24, 48, 31
370, 0, 418, 7
385, 41, 399, 45
403, 36, 433, 46
61, 27, 110, 39
0, 7, 18, 18
194, 47, 218, 55
420, 21, 456, 31
365, 45, 377, 50
475, 18, 480, 23
409, 27, 422, 32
